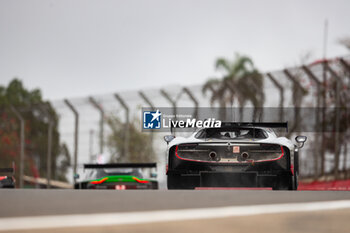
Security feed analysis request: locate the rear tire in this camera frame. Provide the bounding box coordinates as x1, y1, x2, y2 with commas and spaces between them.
293, 172, 299, 190
272, 174, 293, 190
151, 181, 159, 189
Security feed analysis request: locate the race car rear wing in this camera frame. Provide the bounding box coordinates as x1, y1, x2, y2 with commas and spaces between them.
84, 163, 157, 169
221, 122, 288, 132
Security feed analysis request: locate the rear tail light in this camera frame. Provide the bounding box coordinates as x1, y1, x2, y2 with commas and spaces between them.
132, 177, 149, 184
90, 177, 108, 184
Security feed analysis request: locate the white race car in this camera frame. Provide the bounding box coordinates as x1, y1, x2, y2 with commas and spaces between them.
164, 122, 307, 190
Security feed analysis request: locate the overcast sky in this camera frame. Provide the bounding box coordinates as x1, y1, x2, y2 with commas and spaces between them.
0, 0, 349, 100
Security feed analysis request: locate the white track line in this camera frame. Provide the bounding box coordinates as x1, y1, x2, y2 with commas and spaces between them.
1, 200, 350, 231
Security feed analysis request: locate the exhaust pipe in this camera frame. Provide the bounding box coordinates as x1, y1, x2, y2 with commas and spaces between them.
209, 151, 218, 160
238, 152, 249, 161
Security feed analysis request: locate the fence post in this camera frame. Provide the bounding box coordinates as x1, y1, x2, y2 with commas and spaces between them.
89, 129, 94, 162
89, 97, 104, 154
283, 69, 308, 134
114, 93, 129, 160
39, 104, 53, 189
10, 106, 25, 188
339, 58, 350, 177
302, 66, 323, 178
160, 89, 177, 135
325, 63, 343, 179
339, 58, 350, 77
139, 91, 155, 150
182, 87, 199, 119
64, 99, 79, 183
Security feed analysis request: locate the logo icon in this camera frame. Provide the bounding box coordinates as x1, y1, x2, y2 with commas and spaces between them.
143, 110, 161, 129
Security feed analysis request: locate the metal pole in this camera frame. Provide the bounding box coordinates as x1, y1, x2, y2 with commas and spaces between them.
139, 91, 155, 150
323, 20, 328, 60
39, 104, 53, 189
325, 63, 343, 179
339, 58, 350, 76
160, 89, 177, 135
89, 97, 104, 154
283, 69, 308, 93
89, 129, 94, 162
266, 73, 284, 122
320, 63, 327, 177
320, 20, 328, 177
325, 63, 345, 88
47, 119, 52, 189
302, 66, 322, 106
283, 69, 308, 134
114, 94, 129, 160
10, 106, 25, 188
339, 59, 350, 100
302, 66, 323, 178
339, 58, 350, 176
139, 91, 155, 109
344, 107, 349, 178
182, 87, 199, 119
64, 99, 79, 183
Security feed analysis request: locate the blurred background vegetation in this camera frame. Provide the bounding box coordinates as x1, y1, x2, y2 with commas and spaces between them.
0, 79, 69, 183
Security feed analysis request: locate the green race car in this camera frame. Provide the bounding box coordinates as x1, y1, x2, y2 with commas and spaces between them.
74, 163, 158, 190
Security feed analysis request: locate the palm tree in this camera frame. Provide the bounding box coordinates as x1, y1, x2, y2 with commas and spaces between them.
202, 78, 228, 120
203, 53, 265, 121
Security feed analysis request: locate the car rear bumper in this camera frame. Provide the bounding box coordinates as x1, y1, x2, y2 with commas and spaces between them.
169, 171, 292, 189
75, 181, 158, 190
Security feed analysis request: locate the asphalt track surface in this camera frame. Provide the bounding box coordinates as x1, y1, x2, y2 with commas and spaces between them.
1, 189, 350, 217
1, 189, 350, 232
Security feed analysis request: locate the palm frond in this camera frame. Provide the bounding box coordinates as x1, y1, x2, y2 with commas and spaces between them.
203, 53, 265, 110
202, 78, 220, 94
215, 58, 231, 73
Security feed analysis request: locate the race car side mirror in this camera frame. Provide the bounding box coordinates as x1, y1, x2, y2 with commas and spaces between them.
151, 172, 157, 178
74, 173, 80, 180
295, 136, 307, 148
164, 135, 175, 144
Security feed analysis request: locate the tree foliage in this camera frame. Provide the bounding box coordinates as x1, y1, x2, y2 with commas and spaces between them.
0, 79, 69, 184
338, 37, 350, 51
202, 53, 264, 121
